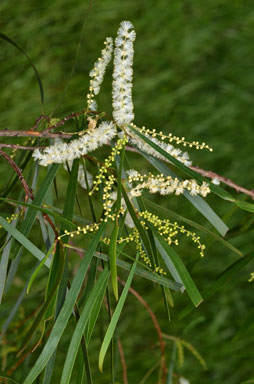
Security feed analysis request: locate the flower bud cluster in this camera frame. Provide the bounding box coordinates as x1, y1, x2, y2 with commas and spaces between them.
112, 21, 136, 126
127, 171, 211, 197
58, 222, 100, 240
102, 228, 165, 274
135, 125, 213, 152
249, 272, 254, 282
33, 121, 117, 166
89, 135, 128, 194
87, 37, 113, 110
107, 191, 135, 228
126, 125, 192, 166
0, 212, 19, 229
138, 210, 206, 257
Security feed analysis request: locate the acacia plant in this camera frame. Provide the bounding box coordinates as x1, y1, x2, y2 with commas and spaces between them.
0, 21, 253, 384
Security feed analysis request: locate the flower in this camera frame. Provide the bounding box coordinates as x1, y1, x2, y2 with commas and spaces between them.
126, 126, 192, 166
112, 21, 136, 126
212, 177, 220, 185
127, 172, 210, 198
87, 37, 113, 108
33, 121, 117, 166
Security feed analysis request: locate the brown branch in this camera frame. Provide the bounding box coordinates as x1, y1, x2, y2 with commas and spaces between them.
125, 146, 254, 199
31, 114, 50, 131
0, 130, 72, 139
0, 149, 33, 199
117, 338, 128, 384
1, 106, 253, 200
42, 110, 86, 133
0, 143, 45, 151
190, 165, 254, 199
0, 148, 59, 238
117, 277, 167, 384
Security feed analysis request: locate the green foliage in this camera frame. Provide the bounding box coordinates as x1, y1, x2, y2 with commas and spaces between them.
0, 1, 253, 384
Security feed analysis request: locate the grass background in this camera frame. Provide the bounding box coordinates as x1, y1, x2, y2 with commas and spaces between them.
0, 0, 254, 383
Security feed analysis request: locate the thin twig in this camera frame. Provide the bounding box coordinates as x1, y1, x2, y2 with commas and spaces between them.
0, 109, 253, 199
117, 277, 167, 384
0, 149, 33, 199
125, 146, 254, 199
31, 115, 49, 131
0, 130, 71, 139
0, 143, 45, 151
117, 338, 128, 384
190, 165, 254, 199
0, 148, 59, 237
42, 110, 85, 133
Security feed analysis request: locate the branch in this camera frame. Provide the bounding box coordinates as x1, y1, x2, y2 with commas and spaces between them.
0, 149, 59, 238
31, 114, 50, 131
42, 110, 86, 133
125, 146, 254, 199
0, 108, 253, 199
0, 130, 71, 139
0, 149, 33, 199
0, 143, 45, 151
117, 339, 128, 384
190, 165, 254, 199
117, 276, 167, 384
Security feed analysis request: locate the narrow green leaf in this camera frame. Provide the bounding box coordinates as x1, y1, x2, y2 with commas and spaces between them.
0, 217, 49, 267
0, 284, 26, 341
236, 200, 254, 213
154, 233, 203, 306
0, 235, 13, 304
23, 223, 105, 384
179, 253, 254, 319
86, 277, 108, 343
139, 149, 229, 236
76, 347, 85, 384
19, 164, 60, 237
98, 254, 139, 372
0, 197, 77, 230
60, 268, 110, 384
20, 242, 65, 352
109, 224, 119, 301
70, 247, 182, 291
27, 242, 55, 293
0, 32, 44, 107
62, 159, 79, 231
122, 187, 154, 263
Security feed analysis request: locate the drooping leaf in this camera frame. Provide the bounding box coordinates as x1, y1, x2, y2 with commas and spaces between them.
236, 200, 254, 213
60, 268, 110, 384
19, 242, 65, 353
109, 224, 119, 301
0, 197, 77, 230
0, 217, 49, 267
23, 223, 105, 384
154, 233, 203, 307
98, 254, 139, 372
27, 242, 55, 294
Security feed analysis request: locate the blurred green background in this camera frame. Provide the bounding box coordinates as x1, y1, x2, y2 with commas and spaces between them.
0, 0, 254, 383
